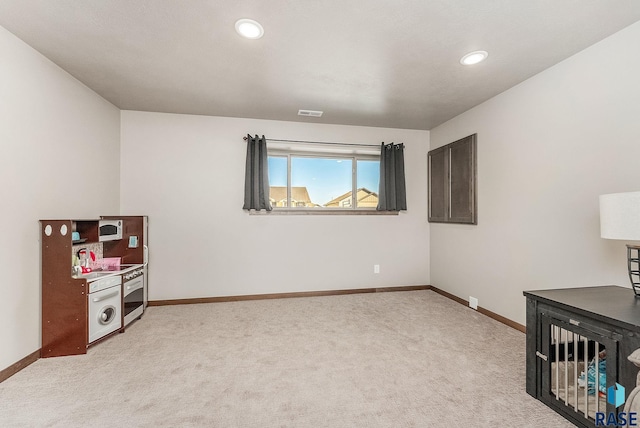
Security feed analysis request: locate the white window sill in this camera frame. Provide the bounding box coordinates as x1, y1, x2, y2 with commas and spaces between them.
248, 209, 399, 216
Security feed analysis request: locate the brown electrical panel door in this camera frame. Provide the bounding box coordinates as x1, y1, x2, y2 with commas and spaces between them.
428, 134, 477, 224
428, 147, 447, 222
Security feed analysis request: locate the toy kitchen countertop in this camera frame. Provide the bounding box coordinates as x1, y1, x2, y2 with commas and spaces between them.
74, 264, 144, 282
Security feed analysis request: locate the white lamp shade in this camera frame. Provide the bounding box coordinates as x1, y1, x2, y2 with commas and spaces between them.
600, 191, 640, 240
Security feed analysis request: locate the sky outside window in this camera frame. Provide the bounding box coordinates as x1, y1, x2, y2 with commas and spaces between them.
268, 156, 287, 186
357, 160, 380, 194
292, 157, 351, 206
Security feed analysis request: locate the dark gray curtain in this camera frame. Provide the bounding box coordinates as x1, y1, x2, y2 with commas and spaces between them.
243, 134, 272, 211
377, 142, 407, 211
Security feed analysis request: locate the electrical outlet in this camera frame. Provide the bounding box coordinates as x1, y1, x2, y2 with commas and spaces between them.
469, 296, 478, 310
374, 264, 380, 274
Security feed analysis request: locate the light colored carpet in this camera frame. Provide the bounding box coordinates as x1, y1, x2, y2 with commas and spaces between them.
0, 290, 574, 427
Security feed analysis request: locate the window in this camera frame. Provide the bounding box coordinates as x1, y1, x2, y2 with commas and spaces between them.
267, 144, 380, 211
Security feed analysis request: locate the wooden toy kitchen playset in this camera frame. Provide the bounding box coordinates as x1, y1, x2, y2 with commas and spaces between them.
40, 216, 148, 357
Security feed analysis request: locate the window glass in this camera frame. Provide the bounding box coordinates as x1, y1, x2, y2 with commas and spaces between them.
291, 157, 352, 208
268, 156, 288, 207
356, 160, 380, 208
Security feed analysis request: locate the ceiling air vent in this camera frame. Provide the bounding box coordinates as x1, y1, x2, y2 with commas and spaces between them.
298, 109, 323, 117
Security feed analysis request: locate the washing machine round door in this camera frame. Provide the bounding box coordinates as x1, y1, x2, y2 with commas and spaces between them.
98, 306, 117, 325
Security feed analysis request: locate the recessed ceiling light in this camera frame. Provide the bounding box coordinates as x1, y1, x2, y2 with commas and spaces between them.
460, 50, 488, 65
235, 19, 264, 39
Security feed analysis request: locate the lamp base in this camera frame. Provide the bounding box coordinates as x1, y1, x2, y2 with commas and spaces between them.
627, 245, 640, 296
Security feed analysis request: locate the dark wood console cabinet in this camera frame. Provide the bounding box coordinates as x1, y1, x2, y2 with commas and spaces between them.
524, 286, 640, 427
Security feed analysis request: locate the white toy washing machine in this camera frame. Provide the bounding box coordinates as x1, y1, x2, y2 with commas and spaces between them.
88, 275, 122, 343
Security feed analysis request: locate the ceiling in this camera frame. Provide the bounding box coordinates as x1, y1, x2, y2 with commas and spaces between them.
1, 1, 640, 130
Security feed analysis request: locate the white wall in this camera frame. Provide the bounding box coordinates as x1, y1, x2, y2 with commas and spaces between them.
0, 26, 120, 371
120, 112, 430, 300
430, 22, 640, 325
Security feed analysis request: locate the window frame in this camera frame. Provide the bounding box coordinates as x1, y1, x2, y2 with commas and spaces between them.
267, 147, 380, 213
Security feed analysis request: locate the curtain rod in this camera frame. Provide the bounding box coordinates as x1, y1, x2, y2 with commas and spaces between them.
242, 136, 381, 149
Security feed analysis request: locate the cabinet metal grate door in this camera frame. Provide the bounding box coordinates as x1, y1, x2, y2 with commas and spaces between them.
539, 315, 618, 427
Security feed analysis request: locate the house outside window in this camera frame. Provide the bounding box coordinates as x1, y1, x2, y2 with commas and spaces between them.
267, 142, 380, 211
326, 188, 378, 208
